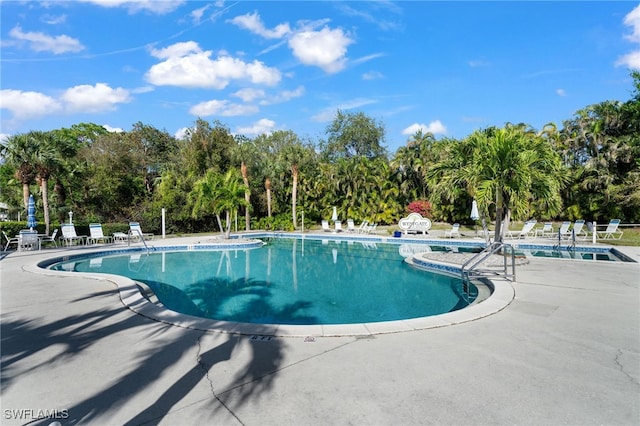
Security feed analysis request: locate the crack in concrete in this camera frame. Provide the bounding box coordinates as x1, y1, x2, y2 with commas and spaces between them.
195, 332, 245, 425
614, 348, 640, 387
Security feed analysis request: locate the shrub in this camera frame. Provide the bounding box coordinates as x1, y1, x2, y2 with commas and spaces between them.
406, 200, 432, 218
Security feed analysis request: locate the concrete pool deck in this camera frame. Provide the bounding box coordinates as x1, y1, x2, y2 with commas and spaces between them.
1, 234, 639, 425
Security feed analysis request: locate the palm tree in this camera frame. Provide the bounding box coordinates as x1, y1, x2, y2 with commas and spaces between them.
1, 133, 38, 214
231, 136, 257, 231
190, 169, 248, 239
428, 126, 567, 241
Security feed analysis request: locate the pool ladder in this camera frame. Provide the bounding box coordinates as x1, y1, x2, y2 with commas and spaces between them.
127, 229, 152, 254
460, 242, 516, 299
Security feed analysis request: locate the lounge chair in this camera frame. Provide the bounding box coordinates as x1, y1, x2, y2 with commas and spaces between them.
506, 220, 537, 239
129, 222, 154, 240
444, 223, 461, 238
597, 219, 623, 240
570, 220, 587, 240
61, 224, 87, 246
39, 229, 58, 248
346, 219, 356, 232
335, 220, 343, 232
356, 220, 368, 233
534, 222, 553, 238
321, 220, 331, 232
3, 231, 19, 252
88, 223, 113, 245
556, 221, 572, 239
364, 223, 377, 234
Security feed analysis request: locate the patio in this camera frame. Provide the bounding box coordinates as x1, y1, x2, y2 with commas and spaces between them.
1, 237, 638, 425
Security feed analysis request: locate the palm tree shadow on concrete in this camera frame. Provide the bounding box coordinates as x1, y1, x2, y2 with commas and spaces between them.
2, 275, 313, 424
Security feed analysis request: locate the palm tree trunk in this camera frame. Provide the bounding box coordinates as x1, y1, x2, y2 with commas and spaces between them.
225, 210, 232, 239
240, 162, 251, 231
41, 178, 50, 235
494, 190, 503, 242
291, 164, 298, 229
265, 177, 272, 217
22, 182, 30, 214
215, 214, 224, 237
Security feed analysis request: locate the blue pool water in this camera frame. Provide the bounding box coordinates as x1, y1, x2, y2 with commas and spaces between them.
48, 238, 476, 325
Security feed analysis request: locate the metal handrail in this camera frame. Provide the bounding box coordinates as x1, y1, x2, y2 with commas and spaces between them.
128, 229, 151, 254
461, 241, 516, 285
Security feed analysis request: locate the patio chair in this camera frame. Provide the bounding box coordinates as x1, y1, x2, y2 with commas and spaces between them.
506, 220, 537, 239
346, 219, 356, 232
39, 229, 58, 248
444, 223, 461, 238
321, 220, 331, 232
3, 231, 19, 252
356, 220, 368, 233
129, 222, 154, 240
88, 223, 113, 245
570, 220, 587, 240
556, 221, 572, 240
597, 219, 623, 240
335, 220, 343, 232
61, 224, 87, 246
534, 222, 554, 238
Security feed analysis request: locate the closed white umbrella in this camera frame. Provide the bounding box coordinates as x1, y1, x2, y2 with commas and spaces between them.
331, 206, 338, 222
27, 194, 37, 230
470, 200, 480, 235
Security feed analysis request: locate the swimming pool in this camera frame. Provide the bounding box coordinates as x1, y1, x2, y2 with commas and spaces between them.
47, 238, 478, 325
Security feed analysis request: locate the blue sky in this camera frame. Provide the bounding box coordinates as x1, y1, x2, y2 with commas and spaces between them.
1, 1, 639, 154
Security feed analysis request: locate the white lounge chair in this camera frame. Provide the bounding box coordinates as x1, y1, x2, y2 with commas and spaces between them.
507, 220, 537, 239
444, 223, 461, 238
356, 220, 368, 233
597, 219, 623, 240
535, 222, 553, 238
88, 223, 113, 244
39, 229, 58, 248
346, 219, 356, 232
321, 220, 331, 232
3, 231, 19, 251
557, 221, 572, 239
129, 222, 154, 240
570, 220, 587, 240
61, 224, 87, 246
335, 221, 343, 232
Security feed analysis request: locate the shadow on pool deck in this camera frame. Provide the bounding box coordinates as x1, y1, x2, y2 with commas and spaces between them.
1, 236, 639, 425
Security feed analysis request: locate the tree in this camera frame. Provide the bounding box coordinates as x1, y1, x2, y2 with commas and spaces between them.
190, 169, 248, 239
231, 135, 258, 231
1, 133, 38, 213
428, 126, 567, 241
322, 110, 387, 162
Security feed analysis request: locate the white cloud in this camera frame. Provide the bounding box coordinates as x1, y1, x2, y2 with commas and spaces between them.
77, 0, 184, 14
623, 4, 640, 43
41, 14, 67, 25
288, 26, 353, 73
235, 118, 276, 136
615, 50, 640, 69
617, 5, 640, 70
556, 88, 567, 97
190, 4, 211, 24
146, 41, 282, 89
102, 124, 124, 133
232, 88, 266, 102
402, 121, 447, 136
362, 71, 383, 80
174, 127, 190, 140
229, 12, 291, 39
61, 83, 132, 113
9, 25, 84, 54
311, 98, 377, 122
0, 89, 62, 119
260, 86, 305, 105
189, 99, 259, 117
